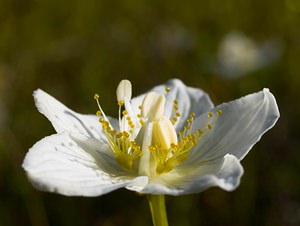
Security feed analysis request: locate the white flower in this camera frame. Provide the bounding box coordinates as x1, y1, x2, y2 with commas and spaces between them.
217, 32, 282, 78
22, 79, 279, 196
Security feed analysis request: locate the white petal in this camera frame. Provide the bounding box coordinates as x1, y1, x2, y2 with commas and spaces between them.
130, 79, 214, 130
140, 154, 243, 195
23, 132, 147, 196
33, 89, 117, 144
190, 88, 279, 162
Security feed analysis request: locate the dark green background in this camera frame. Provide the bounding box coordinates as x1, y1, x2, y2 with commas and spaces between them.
0, 0, 299, 225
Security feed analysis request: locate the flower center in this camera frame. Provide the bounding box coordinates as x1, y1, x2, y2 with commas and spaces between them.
94, 80, 222, 176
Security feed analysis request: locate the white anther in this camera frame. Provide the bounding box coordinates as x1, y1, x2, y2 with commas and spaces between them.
141, 92, 165, 121
152, 116, 177, 150
116, 79, 132, 102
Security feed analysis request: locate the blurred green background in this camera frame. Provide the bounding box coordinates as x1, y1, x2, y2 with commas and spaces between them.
0, 0, 299, 225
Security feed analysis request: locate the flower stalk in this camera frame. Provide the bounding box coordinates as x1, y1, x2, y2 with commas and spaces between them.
147, 195, 169, 226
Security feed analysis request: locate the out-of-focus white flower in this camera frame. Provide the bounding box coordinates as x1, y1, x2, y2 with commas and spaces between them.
22, 79, 279, 196
216, 32, 282, 78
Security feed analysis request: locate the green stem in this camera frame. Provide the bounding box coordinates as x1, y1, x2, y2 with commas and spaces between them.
147, 195, 169, 226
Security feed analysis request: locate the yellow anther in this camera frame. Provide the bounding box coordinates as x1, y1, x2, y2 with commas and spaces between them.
116, 133, 122, 139
122, 110, 128, 115
139, 119, 144, 125
187, 118, 193, 123
197, 129, 203, 134
206, 124, 212, 130
126, 116, 131, 120
102, 121, 109, 126
170, 143, 177, 149
138, 105, 142, 110
99, 118, 104, 123
96, 110, 102, 116
176, 112, 181, 117
130, 141, 135, 146
122, 131, 129, 138
173, 99, 178, 104
208, 112, 213, 118
137, 114, 141, 118
217, 109, 223, 115
94, 94, 99, 100
165, 87, 170, 92
173, 106, 179, 111
135, 145, 141, 151
184, 125, 190, 130
118, 100, 124, 106
190, 112, 195, 118
112, 130, 117, 135
148, 146, 155, 151
129, 124, 135, 128
172, 117, 177, 122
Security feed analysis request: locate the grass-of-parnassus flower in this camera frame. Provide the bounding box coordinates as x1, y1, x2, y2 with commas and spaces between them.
23, 79, 279, 226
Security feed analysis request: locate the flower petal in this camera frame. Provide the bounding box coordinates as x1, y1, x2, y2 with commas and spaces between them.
33, 89, 117, 143
190, 88, 279, 162
130, 79, 214, 130
22, 132, 148, 196
140, 154, 243, 195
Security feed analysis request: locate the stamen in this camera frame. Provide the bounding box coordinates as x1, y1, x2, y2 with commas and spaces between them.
187, 118, 193, 123
148, 146, 155, 151
95, 81, 224, 175
170, 99, 181, 125
152, 116, 178, 150
216, 109, 223, 115
94, 93, 110, 123
206, 124, 212, 130
116, 80, 132, 133
141, 92, 166, 120
116, 79, 132, 103
171, 117, 177, 124
94, 80, 144, 171
197, 129, 203, 135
